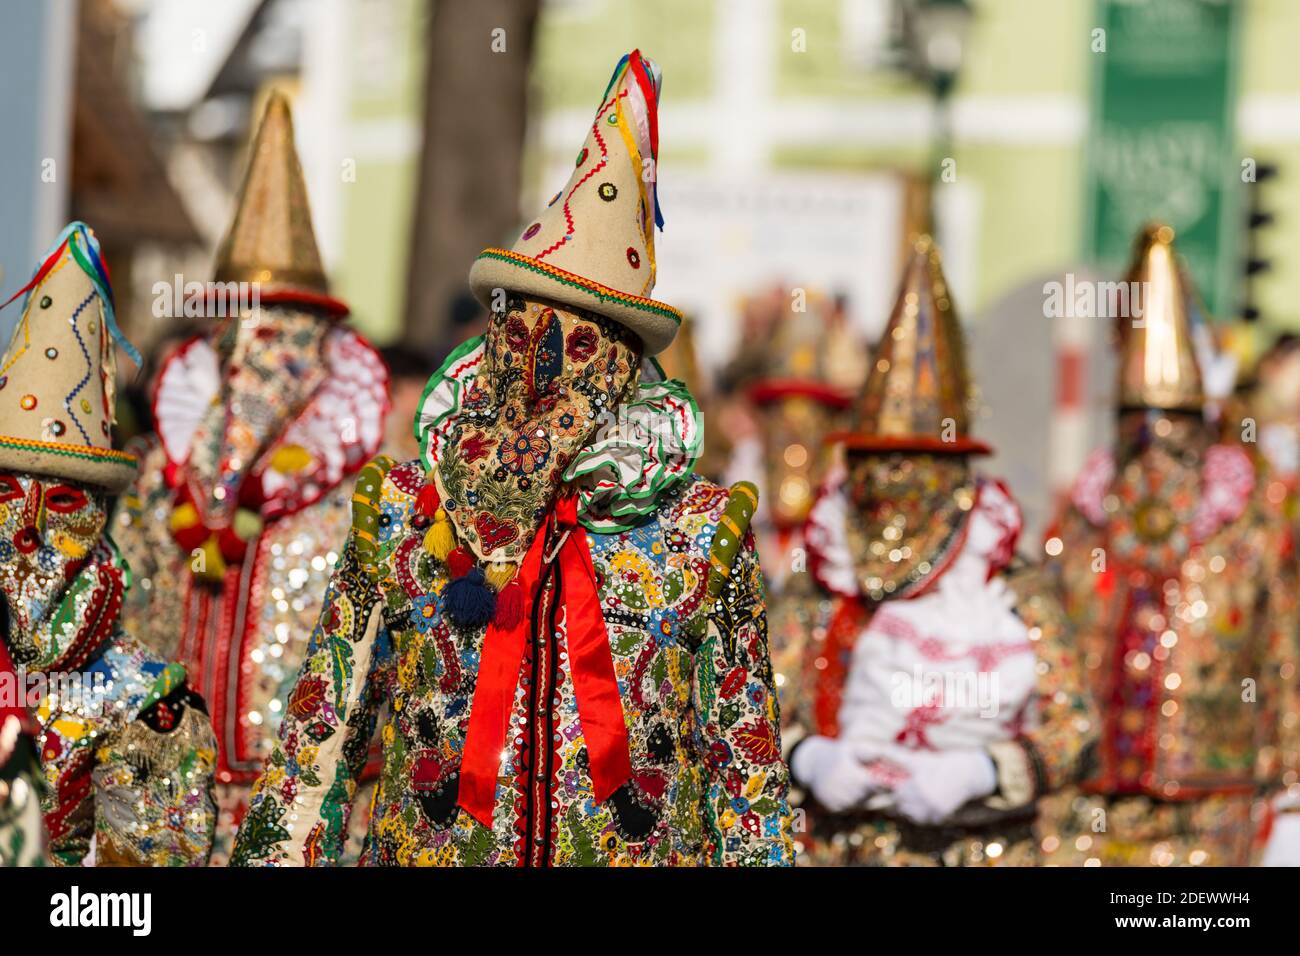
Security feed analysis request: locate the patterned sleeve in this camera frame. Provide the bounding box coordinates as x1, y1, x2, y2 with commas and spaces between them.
230, 538, 390, 866
693, 530, 796, 866
36, 647, 218, 867
985, 562, 1098, 807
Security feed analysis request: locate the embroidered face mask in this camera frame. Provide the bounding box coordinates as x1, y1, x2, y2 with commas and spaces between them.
186, 308, 330, 522
845, 452, 974, 601
0, 472, 106, 640
434, 295, 641, 563
1108, 410, 1211, 565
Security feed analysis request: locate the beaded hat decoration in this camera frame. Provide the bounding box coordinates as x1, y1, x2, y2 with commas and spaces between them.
467, 50, 682, 356
0, 223, 138, 491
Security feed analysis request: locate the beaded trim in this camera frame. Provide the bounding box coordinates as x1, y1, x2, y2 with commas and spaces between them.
475, 248, 683, 324
0, 434, 136, 465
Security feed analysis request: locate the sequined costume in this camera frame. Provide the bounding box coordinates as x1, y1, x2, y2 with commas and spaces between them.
776, 238, 1096, 866
232, 459, 791, 867
0, 224, 217, 866
732, 289, 864, 591
1040, 226, 1300, 866
780, 481, 1094, 865
112, 96, 389, 863
232, 51, 793, 867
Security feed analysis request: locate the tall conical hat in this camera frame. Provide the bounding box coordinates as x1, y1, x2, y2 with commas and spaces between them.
747, 290, 860, 408
829, 235, 989, 455
467, 50, 682, 355
211, 91, 347, 317
0, 223, 138, 490
1116, 223, 1205, 412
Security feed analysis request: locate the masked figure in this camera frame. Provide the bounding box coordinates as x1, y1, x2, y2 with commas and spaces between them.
742, 290, 864, 592
777, 237, 1096, 865
0, 224, 217, 866
113, 95, 390, 864
231, 51, 793, 867
1040, 225, 1300, 866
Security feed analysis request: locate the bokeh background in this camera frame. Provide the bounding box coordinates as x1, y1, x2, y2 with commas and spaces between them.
0, 0, 1292, 539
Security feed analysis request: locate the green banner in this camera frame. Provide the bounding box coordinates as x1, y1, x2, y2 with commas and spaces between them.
1086, 0, 1240, 317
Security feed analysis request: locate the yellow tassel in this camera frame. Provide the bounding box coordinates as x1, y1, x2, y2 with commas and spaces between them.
169, 501, 200, 533
193, 536, 227, 584
485, 561, 516, 591
268, 443, 314, 474
424, 509, 455, 561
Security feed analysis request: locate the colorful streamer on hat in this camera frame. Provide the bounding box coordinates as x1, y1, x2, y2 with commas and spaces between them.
602, 50, 664, 231
0, 221, 141, 367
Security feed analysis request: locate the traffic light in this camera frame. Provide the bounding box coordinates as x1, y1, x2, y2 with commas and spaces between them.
1242, 162, 1278, 322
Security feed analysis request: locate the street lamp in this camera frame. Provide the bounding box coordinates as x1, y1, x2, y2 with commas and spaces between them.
898, 0, 974, 225
903, 0, 975, 100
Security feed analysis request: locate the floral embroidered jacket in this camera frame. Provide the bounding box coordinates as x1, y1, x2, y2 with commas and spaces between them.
231, 462, 794, 866
1, 641, 44, 866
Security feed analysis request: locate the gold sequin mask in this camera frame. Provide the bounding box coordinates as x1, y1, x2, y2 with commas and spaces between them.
845, 452, 974, 601
188, 308, 330, 522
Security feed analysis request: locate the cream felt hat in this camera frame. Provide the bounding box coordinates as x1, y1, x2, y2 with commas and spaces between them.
468, 50, 682, 355
0, 223, 138, 491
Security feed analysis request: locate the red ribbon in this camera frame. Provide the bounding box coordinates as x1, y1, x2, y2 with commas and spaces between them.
458, 494, 632, 827
0, 637, 37, 738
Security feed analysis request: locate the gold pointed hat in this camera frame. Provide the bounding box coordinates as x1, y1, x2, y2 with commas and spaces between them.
1116, 224, 1205, 411
212, 91, 347, 316
0, 224, 138, 490
748, 290, 860, 408
467, 50, 682, 355
829, 235, 990, 455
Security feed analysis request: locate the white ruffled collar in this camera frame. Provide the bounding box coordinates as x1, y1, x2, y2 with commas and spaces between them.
1068, 443, 1254, 541
152, 327, 390, 519
806, 466, 1023, 600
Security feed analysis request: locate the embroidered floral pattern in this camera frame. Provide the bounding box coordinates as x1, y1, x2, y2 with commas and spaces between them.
232, 466, 794, 867
498, 427, 551, 475
422, 296, 640, 564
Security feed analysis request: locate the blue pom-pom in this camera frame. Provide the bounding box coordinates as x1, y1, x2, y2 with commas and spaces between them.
444, 566, 497, 629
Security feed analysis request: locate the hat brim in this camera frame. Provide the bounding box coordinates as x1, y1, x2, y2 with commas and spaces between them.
827, 432, 993, 456
748, 379, 852, 409
468, 248, 681, 356
0, 435, 137, 491
205, 284, 350, 319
